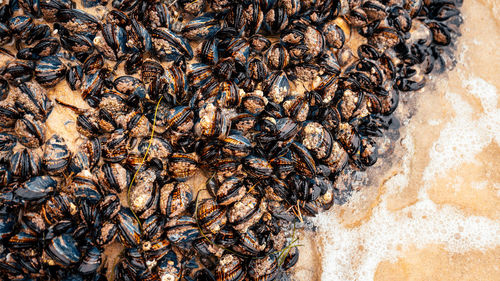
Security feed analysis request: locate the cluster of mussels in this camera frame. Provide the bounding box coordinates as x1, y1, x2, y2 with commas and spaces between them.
0, 0, 462, 280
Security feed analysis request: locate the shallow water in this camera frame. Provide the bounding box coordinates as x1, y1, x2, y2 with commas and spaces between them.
292, 1, 500, 280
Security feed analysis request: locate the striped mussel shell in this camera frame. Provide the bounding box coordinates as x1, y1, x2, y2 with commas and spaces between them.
158, 66, 188, 103
69, 170, 102, 203
145, 2, 171, 29
168, 153, 198, 181
242, 155, 273, 178
263, 71, 290, 104
197, 198, 227, 234
194, 103, 230, 140
0, 132, 17, 161
96, 222, 118, 246
141, 214, 165, 242
10, 148, 42, 178
14, 175, 56, 201
232, 229, 267, 256
99, 193, 121, 221
187, 63, 213, 89
56, 9, 101, 37
282, 94, 309, 122
215, 254, 246, 281
77, 246, 101, 274
166, 106, 194, 133
227, 194, 266, 232
34, 56, 67, 88
301, 122, 334, 160
225, 37, 250, 64
151, 27, 194, 61
157, 250, 182, 281
182, 13, 221, 41
165, 216, 200, 246
9, 223, 38, 249
41, 192, 76, 225
97, 162, 130, 193
15, 82, 53, 121
68, 137, 101, 173
2, 60, 35, 84
14, 114, 46, 148
143, 238, 171, 261
45, 234, 81, 267
270, 156, 295, 180
222, 132, 252, 158
215, 176, 247, 206
217, 80, 240, 108
42, 134, 71, 175
115, 207, 141, 247
288, 141, 317, 177
129, 168, 157, 215
159, 181, 193, 218
141, 59, 164, 84
138, 136, 172, 168
265, 43, 289, 70
102, 129, 129, 163
8, 15, 34, 39
200, 37, 219, 65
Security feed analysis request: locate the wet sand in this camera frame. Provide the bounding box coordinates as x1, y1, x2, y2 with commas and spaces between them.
293, 1, 500, 280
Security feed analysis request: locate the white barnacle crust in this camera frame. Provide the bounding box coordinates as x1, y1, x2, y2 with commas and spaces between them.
303, 122, 323, 150
195, 103, 216, 137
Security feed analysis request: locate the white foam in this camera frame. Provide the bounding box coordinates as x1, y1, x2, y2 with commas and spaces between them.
423, 77, 499, 183
311, 75, 500, 281
313, 196, 500, 281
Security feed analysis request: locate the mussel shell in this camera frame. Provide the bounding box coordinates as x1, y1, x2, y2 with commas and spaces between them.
264, 71, 290, 104
8, 15, 34, 38
116, 208, 141, 247
159, 181, 193, 218
142, 214, 164, 242
168, 153, 198, 180
46, 234, 81, 267
288, 141, 316, 177
215, 254, 245, 281
0, 132, 17, 160
222, 133, 252, 158
248, 254, 278, 279
215, 177, 246, 206
43, 134, 71, 175
129, 168, 157, 214
3, 60, 34, 84
70, 170, 102, 203
243, 155, 273, 177
151, 27, 194, 61
0, 212, 16, 239
56, 9, 101, 37
68, 137, 101, 173
102, 129, 129, 163
15, 175, 55, 201
182, 14, 221, 41
14, 115, 46, 148
96, 222, 118, 246
141, 60, 164, 83
15, 81, 53, 121
165, 216, 200, 246
265, 43, 289, 70
143, 239, 171, 261
227, 194, 265, 232
78, 246, 101, 274
197, 198, 227, 234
